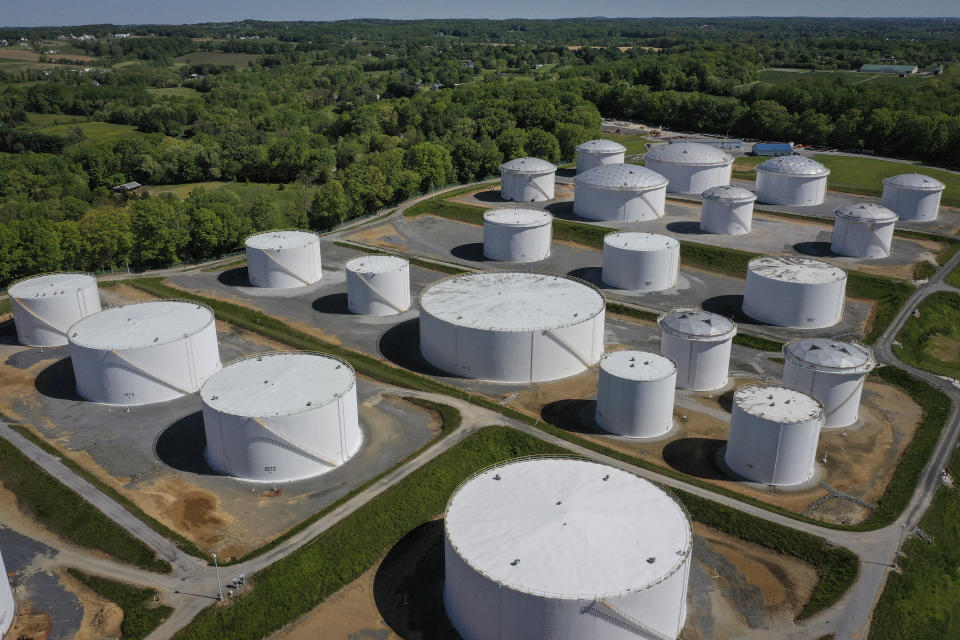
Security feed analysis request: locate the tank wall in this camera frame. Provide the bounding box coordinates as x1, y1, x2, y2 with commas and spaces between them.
596, 369, 676, 438
742, 273, 845, 328
602, 243, 679, 291
725, 406, 822, 486
881, 185, 941, 222
645, 161, 731, 195
782, 364, 866, 428
831, 219, 895, 259
346, 265, 411, 316
660, 334, 732, 391
577, 150, 625, 174
501, 172, 554, 202
483, 223, 552, 262
0, 550, 13, 638
772, 418, 821, 486
700, 200, 754, 235
246, 241, 322, 289
12, 282, 101, 347
756, 174, 827, 206
574, 186, 665, 222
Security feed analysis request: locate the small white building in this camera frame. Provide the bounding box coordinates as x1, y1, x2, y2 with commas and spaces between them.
482, 208, 553, 262
643, 142, 733, 195
245, 230, 323, 288
831, 203, 898, 259
499, 157, 557, 202
602, 232, 680, 291
658, 308, 736, 391
573, 163, 668, 221
576, 139, 626, 174
742, 257, 847, 329
700, 185, 758, 235
755, 156, 830, 206
782, 338, 875, 428
9, 272, 101, 347
345, 255, 411, 315
596, 350, 677, 438
881, 173, 946, 222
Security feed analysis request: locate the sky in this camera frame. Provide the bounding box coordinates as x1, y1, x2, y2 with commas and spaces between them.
2, 0, 958, 27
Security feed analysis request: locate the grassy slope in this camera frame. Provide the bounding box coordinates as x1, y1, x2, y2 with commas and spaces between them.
894, 291, 960, 379
814, 155, 960, 206
947, 265, 960, 289
67, 569, 172, 640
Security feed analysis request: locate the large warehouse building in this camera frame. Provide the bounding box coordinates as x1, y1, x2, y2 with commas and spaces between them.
643, 142, 733, 195
742, 257, 847, 329
595, 350, 677, 439
345, 255, 411, 316
499, 157, 557, 202
755, 156, 830, 206
576, 139, 626, 174
658, 308, 736, 391
9, 272, 102, 347
881, 173, 946, 222
573, 163, 668, 221
782, 338, 875, 428
245, 230, 323, 288
482, 209, 553, 262
444, 457, 691, 640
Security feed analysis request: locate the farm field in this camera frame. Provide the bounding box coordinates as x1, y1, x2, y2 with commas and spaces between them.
173, 52, 260, 68
758, 68, 939, 87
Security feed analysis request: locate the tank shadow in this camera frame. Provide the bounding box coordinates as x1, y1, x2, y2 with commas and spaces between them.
717, 388, 736, 413
154, 411, 215, 475
312, 292, 352, 315
566, 267, 605, 288
217, 267, 251, 287
662, 437, 729, 480
0, 318, 17, 344
555, 167, 577, 179
540, 399, 600, 434
701, 295, 755, 324
378, 318, 449, 377
34, 357, 83, 401
666, 220, 706, 235
373, 520, 462, 640
5, 345, 68, 369
793, 241, 837, 257
473, 189, 507, 203
450, 243, 488, 262
544, 201, 595, 223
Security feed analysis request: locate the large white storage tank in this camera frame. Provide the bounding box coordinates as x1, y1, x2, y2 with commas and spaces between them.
831, 203, 898, 259
724, 384, 824, 486
419, 272, 605, 383
602, 232, 680, 291
444, 457, 691, 640
742, 257, 847, 329
574, 163, 668, 222
499, 157, 557, 202
700, 185, 758, 235
643, 142, 733, 195
881, 173, 946, 222
9, 272, 101, 347
658, 308, 736, 391
482, 209, 552, 262
245, 230, 322, 289
782, 338, 875, 428
68, 301, 222, 405
201, 352, 362, 482
596, 350, 677, 438
576, 139, 626, 174
345, 255, 411, 316
0, 547, 12, 638
756, 156, 830, 206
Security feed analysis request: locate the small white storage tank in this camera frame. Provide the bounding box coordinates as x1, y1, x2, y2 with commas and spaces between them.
68, 301, 222, 405
831, 203, 898, 259
201, 352, 362, 482
700, 185, 758, 235
499, 157, 557, 202
724, 384, 824, 487
742, 257, 847, 329
643, 142, 733, 195
576, 139, 626, 174
574, 163, 669, 222
9, 272, 101, 347
658, 308, 736, 391
444, 457, 691, 640
345, 255, 411, 316
782, 338, 875, 428
482, 208, 552, 262
756, 156, 830, 206
419, 272, 605, 383
596, 350, 677, 438
602, 232, 680, 291
0, 547, 12, 638
881, 173, 946, 222
245, 230, 322, 289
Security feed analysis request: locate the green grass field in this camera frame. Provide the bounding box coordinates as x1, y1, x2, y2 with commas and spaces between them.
173, 52, 260, 68
24, 112, 87, 126
894, 292, 960, 379
600, 132, 650, 155
142, 182, 230, 199
32, 120, 142, 144
147, 87, 202, 97
758, 69, 939, 88
948, 265, 960, 289
814, 155, 960, 206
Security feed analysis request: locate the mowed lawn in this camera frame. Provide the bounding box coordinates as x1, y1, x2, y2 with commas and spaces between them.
600, 132, 650, 155
894, 292, 960, 379
142, 181, 318, 209
814, 155, 960, 207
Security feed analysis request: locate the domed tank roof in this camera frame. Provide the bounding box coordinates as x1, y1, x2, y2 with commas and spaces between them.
600, 350, 676, 381
576, 138, 627, 154
734, 384, 823, 423
834, 202, 898, 223
756, 155, 830, 177
645, 142, 733, 166
499, 156, 557, 174
575, 163, 668, 191
882, 173, 946, 191
659, 308, 737, 340
783, 338, 875, 373
701, 185, 757, 203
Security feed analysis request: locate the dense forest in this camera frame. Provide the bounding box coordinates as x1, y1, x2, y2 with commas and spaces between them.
0, 17, 958, 286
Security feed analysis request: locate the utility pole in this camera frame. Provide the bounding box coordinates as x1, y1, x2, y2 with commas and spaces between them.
213, 553, 224, 600
894, 522, 907, 568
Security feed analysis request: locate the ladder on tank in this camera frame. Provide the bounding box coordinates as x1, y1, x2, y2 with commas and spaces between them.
352, 271, 406, 314
250, 417, 340, 468
581, 599, 673, 640
258, 249, 315, 286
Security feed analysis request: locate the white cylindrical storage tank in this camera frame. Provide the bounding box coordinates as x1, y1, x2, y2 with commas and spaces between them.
881, 173, 946, 222
0, 548, 13, 639
201, 352, 362, 482
643, 143, 733, 195
742, 257, 847, 329
9, 272, 101, 347
419, 272, 605, 383
756, 156, 830, 206
700, 185, 758, 235
345, 255, 411, 316
724, 384, 824, 487
499, 157, 556, 202
574, 163, 668, 222
576, 139, 626, 174
68, 301, 222, 405
596, 350, 677, 438
602, 232, 680, 291
245, 230, 322, 289
831, 203, 898, 259
782, 338, 875, 428
658, 308, 737, 391
444, 457, 692, 640
482, 208, 552, 262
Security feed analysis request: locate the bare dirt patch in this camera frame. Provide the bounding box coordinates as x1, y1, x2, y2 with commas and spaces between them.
927, 334, 960, 363
344, 221, 409, 252
58, 569, 124, 640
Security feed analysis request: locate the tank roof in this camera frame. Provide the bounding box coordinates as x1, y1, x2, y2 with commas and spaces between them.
483, 208, 552, 227
600, 350, 676, 381
748, 256, 846, 284
645, 142, 733, 166
834, 202, 898, 223
419, 272, 604, 332
734, 384, 823, 423
69, 300, 214, 350
344, 255, 408, 274
9, 272, 95, 298
783, 338, 875, 373
576, 138, 626, 153
574, 163, 668, 191
603, 232, 679, 252
245, 230, 319, 250
756, 155, 830, 177
499, 156, 556, 174
882, 173, 945, 191
201, 352, 355, 416
659, 308, 736, 339
445, 457, 691, 598
701, 185, 758, 203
